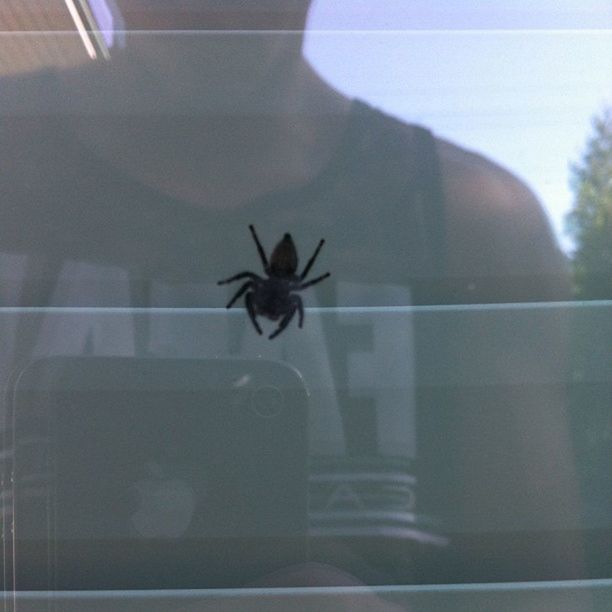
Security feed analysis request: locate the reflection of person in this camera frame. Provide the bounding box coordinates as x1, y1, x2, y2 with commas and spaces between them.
0, 0, 582, 591
0, 1, 569, 300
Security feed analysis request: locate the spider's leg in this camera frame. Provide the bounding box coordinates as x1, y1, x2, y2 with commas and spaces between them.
217, 271, 260, 285
269, 304, 297, 340
225, 281, 251, 309
292, 295, 305, 328
249, 225, 269, 271
299, 272, 330, 291
299, 239, 326, 281
245, 292, 263, 335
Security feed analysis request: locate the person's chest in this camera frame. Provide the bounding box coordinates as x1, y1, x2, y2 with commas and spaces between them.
1, 173, 433, 308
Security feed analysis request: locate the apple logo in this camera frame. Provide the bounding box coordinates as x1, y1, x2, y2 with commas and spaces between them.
130, 461, 197, 538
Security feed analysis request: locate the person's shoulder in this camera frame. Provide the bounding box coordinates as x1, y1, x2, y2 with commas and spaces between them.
438, 137, 544, 233
436, 137, 566, 277
355, 101, 569, 298
351, 103, 567, 271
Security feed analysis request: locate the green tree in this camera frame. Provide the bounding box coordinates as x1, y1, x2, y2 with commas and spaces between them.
566, 109, 612, 299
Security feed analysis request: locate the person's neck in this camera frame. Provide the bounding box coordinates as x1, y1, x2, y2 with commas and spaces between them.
63, 51, 352, 210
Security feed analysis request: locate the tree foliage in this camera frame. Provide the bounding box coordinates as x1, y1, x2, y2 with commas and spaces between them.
566, 109, 612, 299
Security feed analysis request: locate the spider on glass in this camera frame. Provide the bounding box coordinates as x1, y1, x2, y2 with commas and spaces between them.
218, 225, 331, 339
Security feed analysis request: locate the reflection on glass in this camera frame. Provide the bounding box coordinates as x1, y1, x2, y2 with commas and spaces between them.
0, 0, 609, 597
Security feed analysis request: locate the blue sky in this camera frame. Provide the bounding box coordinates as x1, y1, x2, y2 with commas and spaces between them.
304, 1, 612, 252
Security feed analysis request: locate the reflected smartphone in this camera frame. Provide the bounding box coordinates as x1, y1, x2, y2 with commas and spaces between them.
7, 357, 309, 590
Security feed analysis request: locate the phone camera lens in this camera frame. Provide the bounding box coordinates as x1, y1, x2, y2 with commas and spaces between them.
251, 385, 284, 418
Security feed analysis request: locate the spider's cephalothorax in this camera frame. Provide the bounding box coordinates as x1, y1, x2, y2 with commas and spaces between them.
218, 225, 331, 339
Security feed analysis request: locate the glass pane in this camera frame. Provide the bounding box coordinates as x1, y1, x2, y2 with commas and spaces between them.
0, 1, 611, 607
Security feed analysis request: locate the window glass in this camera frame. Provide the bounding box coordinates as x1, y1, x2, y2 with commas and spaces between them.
0, 0, 611, 603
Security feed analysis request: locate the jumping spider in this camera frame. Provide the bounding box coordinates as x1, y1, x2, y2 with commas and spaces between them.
218, 225, 331, 339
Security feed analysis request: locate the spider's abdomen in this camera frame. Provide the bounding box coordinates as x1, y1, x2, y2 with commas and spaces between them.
269, 233, 298, 276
